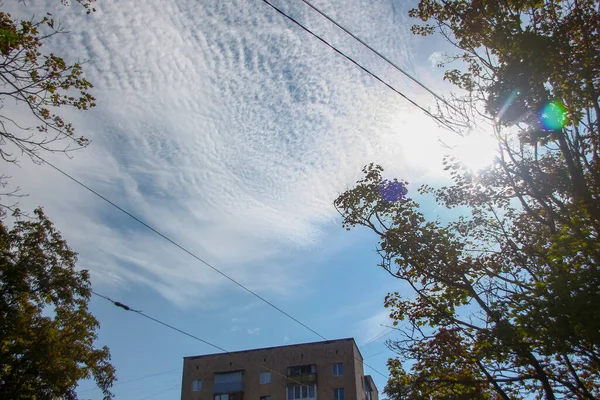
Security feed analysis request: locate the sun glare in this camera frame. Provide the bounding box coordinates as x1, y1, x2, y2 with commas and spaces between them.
451, 130, 499, 171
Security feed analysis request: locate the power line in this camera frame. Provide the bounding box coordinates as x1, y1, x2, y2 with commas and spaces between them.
28, 150, 389, 380
361, 327, 389, 347
115, 367, 181, 386
25, 150, 321, 338
298, 0, 462, 115
361, 326, 393, 348
92, 291, 389, 383
92, 291, 229, 352
92, 291, 306, 385
78, 367, 181, 394
258, 0, 460, 134
364, 350, 387, 360
138, 383, 180, 400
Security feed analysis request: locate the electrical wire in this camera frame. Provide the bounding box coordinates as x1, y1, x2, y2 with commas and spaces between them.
25, 149, 321, 339
91, 291, 387, 386
298, 0, 462, 115
258, 0, 460, 134
92, 292, 303, 385
78, 367, 181, 394
28, 149, 389, 380
361, 326, 393, 348
91, 291, 228, 352
138, 383, 180, 400
364, 350, 387, 360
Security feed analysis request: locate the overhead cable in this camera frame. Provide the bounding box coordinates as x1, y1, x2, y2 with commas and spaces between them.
78, 367, 181, 394
259, 0, 460, 133
361, 326, 393, 348
24, 150, 321, 337
28, 149, 389, 380
138, 383, 180, 400
92, 291, 389, 381
298, 0, 462, 115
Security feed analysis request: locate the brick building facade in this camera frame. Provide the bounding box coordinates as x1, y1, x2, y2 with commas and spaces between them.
181, 338, 379, 400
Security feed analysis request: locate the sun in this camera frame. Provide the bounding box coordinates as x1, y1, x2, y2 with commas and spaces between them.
450, 130, 499, 171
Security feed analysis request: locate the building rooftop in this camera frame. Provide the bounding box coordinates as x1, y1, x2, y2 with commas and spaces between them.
364, 374, 379, 393
183, 337, 360, 360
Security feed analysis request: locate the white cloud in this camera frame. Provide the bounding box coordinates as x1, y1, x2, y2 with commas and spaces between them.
247, 328, 260, 336
3, 0, 457, 306
428, 51, 444, 68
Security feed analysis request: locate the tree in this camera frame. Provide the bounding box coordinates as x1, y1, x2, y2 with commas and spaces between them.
0, 208, 115, 399
335, 1, 600, 398
0, 3, 115, 398
0, 0, 97, 184
336, 163, 599, 399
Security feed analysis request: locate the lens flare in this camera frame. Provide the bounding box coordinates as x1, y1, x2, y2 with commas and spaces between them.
496, 89, 520, 122
378, 179, 407, 203
540, 100, 567, 131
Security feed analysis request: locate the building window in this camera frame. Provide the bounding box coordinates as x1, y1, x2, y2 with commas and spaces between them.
364, 376, 374, 400
332, 363, 344, 376
192, 379, 202, 391
287, 365, 316, 376
214, 371, 244, 393
286, 384, 316, 400
261, 397, 271, 400
215, 395, 233, 400
260, 371, 271, 384
334, 388, 345, 400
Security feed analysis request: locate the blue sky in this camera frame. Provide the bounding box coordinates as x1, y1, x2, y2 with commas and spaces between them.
4, 0, 498, 398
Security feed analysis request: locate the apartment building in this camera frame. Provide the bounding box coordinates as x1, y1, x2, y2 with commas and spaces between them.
181, 338, 379, 400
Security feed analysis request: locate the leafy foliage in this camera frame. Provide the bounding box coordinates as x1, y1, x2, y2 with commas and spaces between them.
335, 1, 600, 399
0, 2, 113, 398
0, 208, 115, 399
0, 0, 97, 163
336, 163, 599, 399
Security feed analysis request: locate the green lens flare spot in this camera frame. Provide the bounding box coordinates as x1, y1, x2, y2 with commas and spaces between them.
540, 100, 567, 131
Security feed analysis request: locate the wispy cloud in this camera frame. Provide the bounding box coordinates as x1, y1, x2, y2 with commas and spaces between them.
4, 0, 456, 305
247, 328, 260, 336
428, 51, 444, 68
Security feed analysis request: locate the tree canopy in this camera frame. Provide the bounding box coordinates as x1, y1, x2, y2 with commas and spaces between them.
0, 2, 116, 398
0, 0, 97, 165
0, 208, 116, 399
336, 1, 600, 399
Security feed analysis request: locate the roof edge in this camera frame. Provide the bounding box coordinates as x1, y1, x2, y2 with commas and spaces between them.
365, 375, 379, 393
183, 338, 356, 360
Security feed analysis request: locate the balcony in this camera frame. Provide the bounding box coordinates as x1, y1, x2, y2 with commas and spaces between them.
286, 365, 317, 386
214, 382, 244, 393
214, 371, 244, 394
286, 373, 317, 385
214, 392, 244, 400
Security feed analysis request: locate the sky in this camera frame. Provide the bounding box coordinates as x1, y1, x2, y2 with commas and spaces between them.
3, 0, 497, 399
